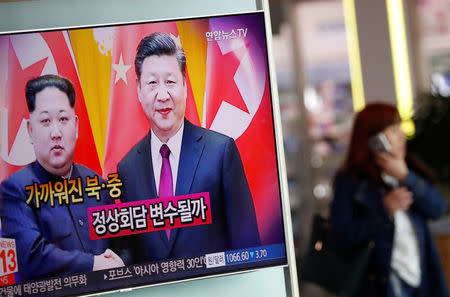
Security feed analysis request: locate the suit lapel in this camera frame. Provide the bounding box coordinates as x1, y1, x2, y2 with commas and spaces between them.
176, 120, 204, 196
169, 120, 204, 247
136, 133, 158, 201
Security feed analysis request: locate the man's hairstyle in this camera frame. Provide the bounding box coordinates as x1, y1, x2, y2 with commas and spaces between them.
25, 74, 75, 113
135, 32, 186, 81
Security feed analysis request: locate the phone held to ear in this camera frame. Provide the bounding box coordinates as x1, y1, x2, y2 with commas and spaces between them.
368, 132, 392, 154
368, 132, 398, 187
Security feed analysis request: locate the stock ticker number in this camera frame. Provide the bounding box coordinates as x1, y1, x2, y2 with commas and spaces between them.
225, 248, 269, 264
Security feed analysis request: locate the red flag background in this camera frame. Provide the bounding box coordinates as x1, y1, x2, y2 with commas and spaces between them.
102, 22, 200, 177
0, 31, 100, 182
202, 16, 283, 244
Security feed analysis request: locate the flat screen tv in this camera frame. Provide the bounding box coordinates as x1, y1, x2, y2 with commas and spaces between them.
0, 11, 289, 297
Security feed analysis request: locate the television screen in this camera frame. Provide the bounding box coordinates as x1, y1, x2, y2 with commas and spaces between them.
0, 11, 287, 297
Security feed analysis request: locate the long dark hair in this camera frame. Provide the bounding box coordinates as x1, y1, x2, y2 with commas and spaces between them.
336, 102, 435, 185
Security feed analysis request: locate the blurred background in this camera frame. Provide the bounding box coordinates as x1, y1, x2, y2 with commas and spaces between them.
267, 0, 450, 296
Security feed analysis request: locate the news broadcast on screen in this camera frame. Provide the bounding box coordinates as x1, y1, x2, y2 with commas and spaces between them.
0, 12, 288, 297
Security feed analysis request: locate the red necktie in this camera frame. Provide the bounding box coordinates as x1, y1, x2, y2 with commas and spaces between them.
159, 144, 173, 239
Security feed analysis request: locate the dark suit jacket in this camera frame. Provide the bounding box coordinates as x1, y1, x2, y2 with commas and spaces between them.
117, 119, 260, 263
0, 162, 109, 281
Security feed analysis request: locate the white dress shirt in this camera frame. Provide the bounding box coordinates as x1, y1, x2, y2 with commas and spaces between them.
391, 210, 421, 287
150, 122, 184, 196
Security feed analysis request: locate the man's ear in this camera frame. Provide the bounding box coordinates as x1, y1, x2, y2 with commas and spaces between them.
27, 119, 33, 140
74, 115, 79, 139
183, 79, 187, 100
137, 79, 142, 102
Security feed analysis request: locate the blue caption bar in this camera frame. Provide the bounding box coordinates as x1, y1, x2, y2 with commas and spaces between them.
224, 244, 286, 266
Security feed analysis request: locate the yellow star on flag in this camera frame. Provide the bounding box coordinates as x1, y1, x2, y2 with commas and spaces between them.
112, 53, 131, 85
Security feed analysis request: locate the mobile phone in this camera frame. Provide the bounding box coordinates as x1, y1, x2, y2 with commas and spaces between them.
368, 132, 392, 153
368, 133, 398, 187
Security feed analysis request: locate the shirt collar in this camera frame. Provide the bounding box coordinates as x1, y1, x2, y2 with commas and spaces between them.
62, 165, 73, 179
151, 121, 184, 157
35, 160, 74, 181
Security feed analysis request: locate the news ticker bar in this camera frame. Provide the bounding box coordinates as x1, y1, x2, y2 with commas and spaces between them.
0, 243, 286, 296
205, 244, 285, 268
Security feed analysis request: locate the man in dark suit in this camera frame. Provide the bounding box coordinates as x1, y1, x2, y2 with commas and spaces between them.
117, 32, 260, 263
0, 74, 123, 281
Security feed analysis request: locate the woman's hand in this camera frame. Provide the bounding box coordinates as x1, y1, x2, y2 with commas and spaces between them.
375, 151, 408, 183
383, 187, 413, 216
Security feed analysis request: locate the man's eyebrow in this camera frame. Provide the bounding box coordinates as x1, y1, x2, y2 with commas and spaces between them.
36, 109, 71, 115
